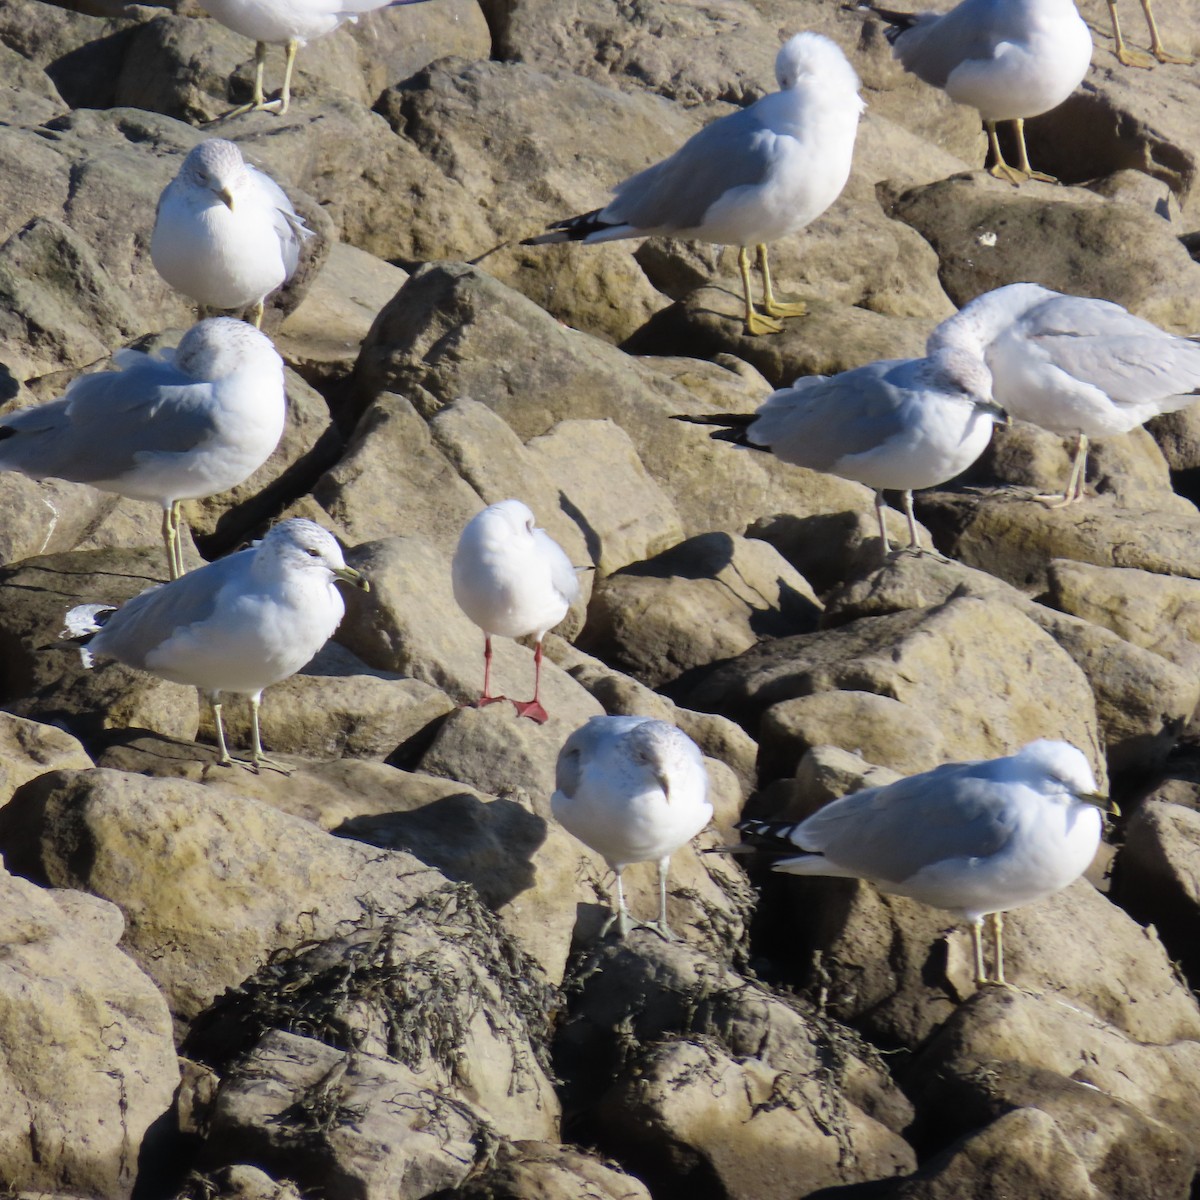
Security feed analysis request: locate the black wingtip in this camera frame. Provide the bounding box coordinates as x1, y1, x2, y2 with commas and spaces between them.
672, 412, 765, 449
522, 208, 612, 247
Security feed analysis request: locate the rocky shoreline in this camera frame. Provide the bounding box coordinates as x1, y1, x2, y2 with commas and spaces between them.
2, 0, 1200, 1197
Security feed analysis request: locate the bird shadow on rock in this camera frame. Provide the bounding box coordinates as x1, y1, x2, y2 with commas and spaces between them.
336, 793, 545, 909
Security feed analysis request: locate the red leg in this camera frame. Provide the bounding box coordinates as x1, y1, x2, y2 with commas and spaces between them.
513, 639, 550, 723
476, 635, 506, 707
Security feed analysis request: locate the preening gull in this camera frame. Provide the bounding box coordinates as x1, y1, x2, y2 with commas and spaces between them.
151, 139, 312, 328
199, 0, 432, 117
523, 32, 864, 336
929, 282, 1200, 504
0, 318, 285, 580
62, 519, 369, 772
863, 0, 1092, 184
451, 499, 580, 724
553, 716, 713, 939
678, 346, 1006, 557
738, 740, 1114, 985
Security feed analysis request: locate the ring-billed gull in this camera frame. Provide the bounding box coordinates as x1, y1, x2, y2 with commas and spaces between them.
928, 282, 1200, 504
62, 519, 368, 772
0, 318, 285, 580
152, 139, 313, 329
1105, 0, 1192, 67
677, 346, 1006, 557
738, 740, 1114, 985
553, 716, 713, 939
198, 0, 432, 117
522, 32, 864, 336
451, 499, 580, 724
863, 0, 1091, 184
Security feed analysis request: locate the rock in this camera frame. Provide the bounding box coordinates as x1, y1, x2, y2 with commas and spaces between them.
624, 288, 932, 390
1113, 799, 1200, 986
0, 864, 178, 1200
1044, 558, 1200, 675
185, 887, 561, 1140
914, 489, 1200, 593
763, 874, 1200, 1052
200, 1030, 489, 1199
198, 641, 455, 764
677, 595, 1104, 784
591, 1036, 914, 1200
819, 552, 1200, 776
0, 712, 92, 811
311, 392, 483, 548
580, 531, 822, 689
0, 767, 446, 1019
886, 172, 1200, 330
444, 1140, 652, 1200
174, 1164, 305, 1200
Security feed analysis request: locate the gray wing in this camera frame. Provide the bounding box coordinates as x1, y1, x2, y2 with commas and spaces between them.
747, 359, 917, 470
1014, 296, 1200, 405
794, 760, 1017, 884
246, 165, 312, 281
90, 549, 252, 669
890, 0, 1018, 87
0, 359, 223, 484
534, 528, 581, 606
603, 105, 775, 233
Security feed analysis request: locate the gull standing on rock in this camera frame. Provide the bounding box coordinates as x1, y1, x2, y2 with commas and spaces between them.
0, 318, 286, 580
737, 740, 1114, 985
523, 32, 864, 336
677, 346, 1006, 557
451, 499, 580, 724
62, 519, 369, 772
928, 282, 1200, 504
152, 139, 312, 329
862, 0, 1092, 184
198, 0, 432, 117
1104, 0, 1192, 67
553, 716, 713, 939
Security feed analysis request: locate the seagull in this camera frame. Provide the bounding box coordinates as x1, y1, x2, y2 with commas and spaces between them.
451, 499, 580, 724
737, 740, 1114, 985
552, 716, 713, 939
928, 282, 1200, 504
0, 318, 286, 580
151, 139, 313, 329
61, 519, 369, 772
862, 0, 1092, 184
1104, 0, 1192, 67
676, 346, 1006, 557
197, 0, 432, 117
522, 32, 864, 336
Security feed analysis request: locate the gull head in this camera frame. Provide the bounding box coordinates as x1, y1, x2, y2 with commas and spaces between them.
174, 316, 283, 381
930, 346, 1003, 418
259, 519, 369, 591
480, 498, 539, 540
775, 32, 861, 97
1011, 740, 1114, 811
180, 139, 248, 210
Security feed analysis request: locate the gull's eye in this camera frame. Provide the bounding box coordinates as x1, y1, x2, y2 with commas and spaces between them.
306, 548, 321, 557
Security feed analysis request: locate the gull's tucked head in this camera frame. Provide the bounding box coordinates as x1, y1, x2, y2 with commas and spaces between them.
180, 139, 248, 209
174, 317, 283, 381
481, 498, 538, 539
1012, 739, 1103, 803
258, 519, 368, 590
775, 32, 861, 97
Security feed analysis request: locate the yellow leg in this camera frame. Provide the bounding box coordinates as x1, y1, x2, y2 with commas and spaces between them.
248, 693, 290, 775
757, 243, 807, 320
1036, 433, 1089, 506
1141, 0, 1193, 63
991, 912, 1006, 985
1012, 118, 1057, 184
970, 917, 987, 986
210, 697, 234, 766
985, 121, 1027, 186
161, 506, 178, 581
1108, 0, 1156, 65
736, 246, 782, 335
217, 41, 279, 120
873, 491, 893, 560
249, 299, 265, 329
277, 40, 298, 115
